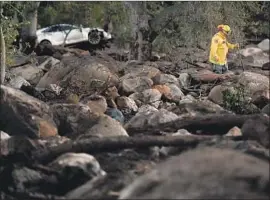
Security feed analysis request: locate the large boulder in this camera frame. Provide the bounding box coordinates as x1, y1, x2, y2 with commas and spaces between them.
51, 103, 128, 138
9, 64, 44, 86
208, 84, 235, 105
36, 56, 119, 95
119, 147, 269, 199
237, 72, 269, 96
48, 153, 106, 193
0, 85, 58, 138
240, 46, 269, 68
124, 105, 178, 131
241, 114, 269, 148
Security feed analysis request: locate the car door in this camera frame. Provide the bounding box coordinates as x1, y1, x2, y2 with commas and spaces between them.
45, 25, 65, 45
60, 25, 84, 44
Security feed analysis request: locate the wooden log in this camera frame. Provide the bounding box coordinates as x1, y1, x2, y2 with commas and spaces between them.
31, 135, 214, 164
126, 114, 263, 136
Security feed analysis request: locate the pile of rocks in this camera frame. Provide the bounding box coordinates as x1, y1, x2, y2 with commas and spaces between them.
0, 40, 269, 199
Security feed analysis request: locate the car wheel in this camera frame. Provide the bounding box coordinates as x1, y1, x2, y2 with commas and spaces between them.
88, 31, 101, 45
40, 40, 51, 46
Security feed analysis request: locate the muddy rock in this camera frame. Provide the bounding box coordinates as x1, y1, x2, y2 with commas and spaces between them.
129, 89, 162, 104
51, 103, 128, 138
80, 94, 108, 114
152, 85, 172, 100
120, 76, 153, 94
119, 147, 269, 199
116, 96, 138, 112
241, 114, 269, 148
190, 69, 233, 83
152, 73, 179, 86
125, 106, 178, 130
0, 85, 58, 138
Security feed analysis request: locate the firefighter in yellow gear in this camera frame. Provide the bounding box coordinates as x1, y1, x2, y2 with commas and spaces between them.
209, 24, 239, 74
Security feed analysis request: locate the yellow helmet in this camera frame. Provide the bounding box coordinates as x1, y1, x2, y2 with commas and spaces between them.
218, 24, 231, 34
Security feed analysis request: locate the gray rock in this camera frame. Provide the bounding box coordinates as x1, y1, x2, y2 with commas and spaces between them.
119, 147, 269, 199
261, 104, 270, 116
178, 73, 190, 88
0, 85, 58, 138
37, 56, 60, 72
116, 96, 138, 112
129, 89, 162, 104
125, 106, 178, 130
51, 103, 128, 138
166, 84, 185, 102
6, 76, 31, 89
152, 73, 179, 86
48, 153, 106, 177
9, 65, 44, 86
121, 76, 153, 94
241, 114, 269, 148
0, 130, 11, 141
208, 84, 235, 105
258, 39, 269, 52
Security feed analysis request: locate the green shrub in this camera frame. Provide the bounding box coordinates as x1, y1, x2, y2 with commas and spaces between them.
222, 85, 259, 114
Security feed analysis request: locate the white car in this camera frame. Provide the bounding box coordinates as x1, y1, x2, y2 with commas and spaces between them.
36, 24, 113, 46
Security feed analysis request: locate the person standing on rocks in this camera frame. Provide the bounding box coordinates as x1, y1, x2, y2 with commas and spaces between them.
209, 24, 239, 74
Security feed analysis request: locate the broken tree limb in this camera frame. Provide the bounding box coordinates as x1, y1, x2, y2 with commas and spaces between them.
31, 135, 214, 164
126, 114, 264, 136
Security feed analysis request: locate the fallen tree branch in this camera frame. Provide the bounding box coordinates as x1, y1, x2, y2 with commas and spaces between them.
31, 135, 214, 164
126, 114, 263, 136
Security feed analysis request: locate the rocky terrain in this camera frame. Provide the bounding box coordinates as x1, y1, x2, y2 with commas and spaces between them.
0, 39, 269, 199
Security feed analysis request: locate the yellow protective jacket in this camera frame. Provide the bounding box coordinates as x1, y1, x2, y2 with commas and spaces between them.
209, 32, 237, 65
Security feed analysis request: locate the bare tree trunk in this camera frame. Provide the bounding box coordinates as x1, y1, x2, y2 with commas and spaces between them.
137, 30, 143, 62
21, 1, 40, 54
0, 1, 6, 84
